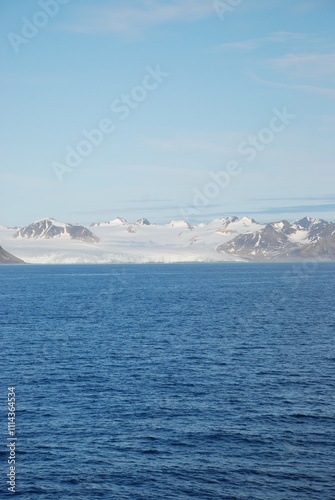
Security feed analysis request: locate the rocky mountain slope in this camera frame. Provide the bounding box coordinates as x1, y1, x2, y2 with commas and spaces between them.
218, 217, 335, 261
0, 246, 25, 264
14, 218, 100, 244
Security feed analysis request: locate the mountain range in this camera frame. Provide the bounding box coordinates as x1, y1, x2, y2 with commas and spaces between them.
0, 216, 334, 264
218, 217, 335, 261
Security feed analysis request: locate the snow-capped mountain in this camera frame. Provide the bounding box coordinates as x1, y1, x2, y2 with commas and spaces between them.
90, 217, 129, 227
137, 218, 152, 226
90, 217, 154, 228
1, 215, 334, 264
218, 217, 335, 261
166, 220, 193, 230
14, 218, 100, 244
0, 246, 25, 264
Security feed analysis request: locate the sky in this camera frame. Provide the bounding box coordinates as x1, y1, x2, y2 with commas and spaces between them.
1, 0, 334, 227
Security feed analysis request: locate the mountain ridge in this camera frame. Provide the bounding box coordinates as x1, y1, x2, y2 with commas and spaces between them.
217, 217, 335, 261
1, 215, 334, 264
14, 218, 100, 244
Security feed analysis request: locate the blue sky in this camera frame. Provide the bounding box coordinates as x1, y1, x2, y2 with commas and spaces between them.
1, 0, 334, 226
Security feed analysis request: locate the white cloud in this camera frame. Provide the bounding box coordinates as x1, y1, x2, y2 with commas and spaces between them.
246, 69, 335, 98
211, 40, 260, 51
210, 32, 305, 52
265, 52, 335, 79
63, 0, 214, 38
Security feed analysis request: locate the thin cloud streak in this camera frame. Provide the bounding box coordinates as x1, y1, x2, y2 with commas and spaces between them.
249, 194, 335, 202
246, 69, 335, 98
252, 203, 335, 215
210, 32, 305, 52
265, 52, 335, 79
74, 202, 335, 219
63, 1, 214, 38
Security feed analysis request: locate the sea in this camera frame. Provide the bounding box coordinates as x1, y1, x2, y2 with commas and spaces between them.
1, 263, 335, 499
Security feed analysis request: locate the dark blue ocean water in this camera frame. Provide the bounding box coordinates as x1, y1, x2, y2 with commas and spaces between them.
1, 263, 335, 499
